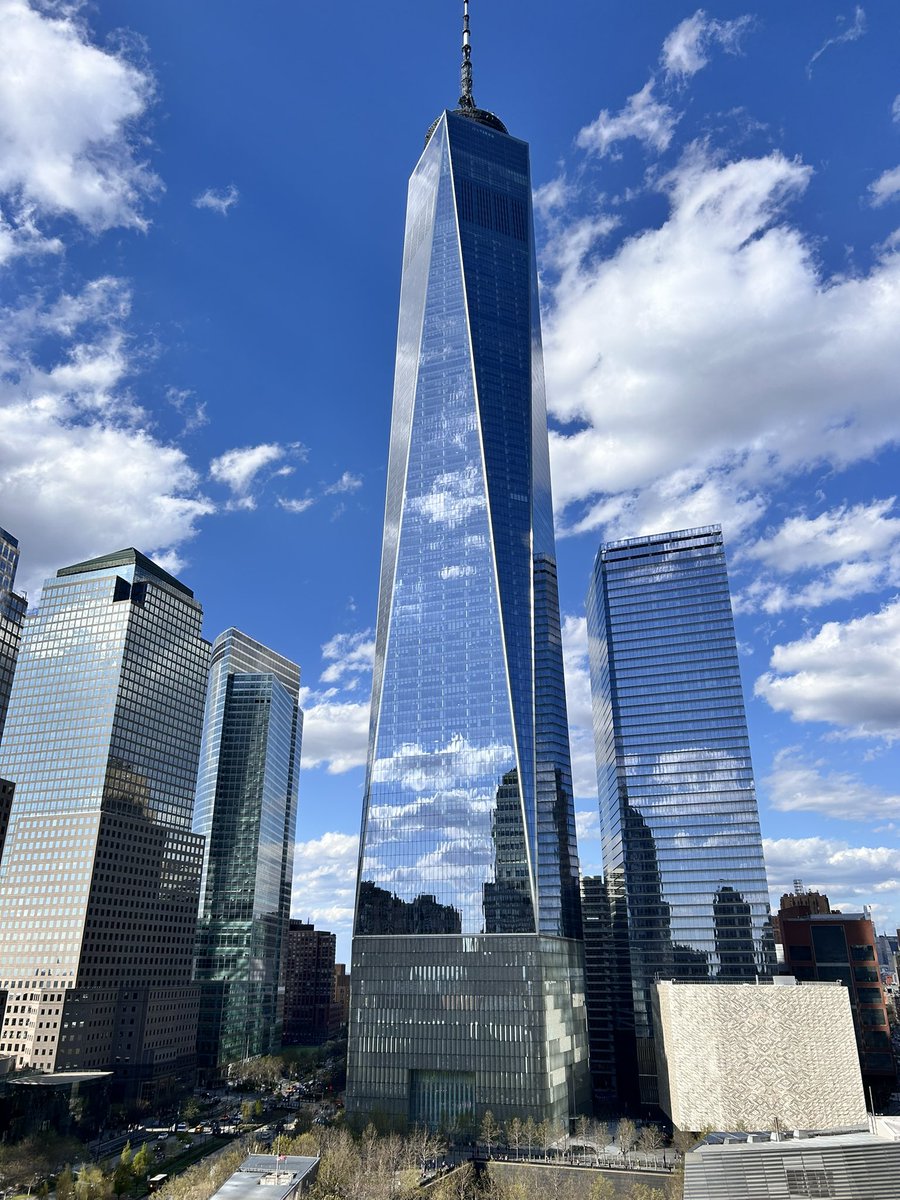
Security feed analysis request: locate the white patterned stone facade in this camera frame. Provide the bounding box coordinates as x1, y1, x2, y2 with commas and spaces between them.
654, 980, 868, 1131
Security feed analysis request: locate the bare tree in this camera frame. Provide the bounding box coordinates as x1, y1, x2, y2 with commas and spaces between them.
615, 1117, 638, 1163
506, 1116, 523, 1158
480, 1110, 501, 1158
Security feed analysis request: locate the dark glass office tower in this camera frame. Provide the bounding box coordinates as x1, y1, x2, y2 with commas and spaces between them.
0, 527, 26, 745
347, 9, 589, 1128
193, 629, 302, 1074
0, 549, 209, 1097
586, 526, 775, 1107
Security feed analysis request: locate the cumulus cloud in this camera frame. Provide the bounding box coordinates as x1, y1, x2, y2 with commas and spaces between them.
0, 0, 158, 232
662, 9, 753, 80
869, 165, 900, 208
541, 143, 900, 541
561, 614, 599, 801
209, 441, 305, 508
193, 184, 239, 215
734, 500, 900, 613
764, 749, 900, 822
755, 600, 900, 739
806, 6, 867, 77
764, 836, 900, 925
320, 629, 375, 685
298, 694, 370, 774
290, 831, 358, 939
577, 81, 678, 158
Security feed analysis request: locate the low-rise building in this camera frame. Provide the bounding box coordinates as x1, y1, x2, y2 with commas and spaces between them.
653, 978, 867, 1132
210, 1155, 318, 1200
683, 1132, 900, 1199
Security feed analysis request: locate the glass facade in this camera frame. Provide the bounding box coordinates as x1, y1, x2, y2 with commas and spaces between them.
348, 106, 588, 1128
586, 526, 775, 1106
0, 527, 26, 746
192, 629, 302, 1072
0, 549, 209, 1094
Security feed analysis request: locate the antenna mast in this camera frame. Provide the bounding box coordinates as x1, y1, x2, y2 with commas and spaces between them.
459, 0, 475, 110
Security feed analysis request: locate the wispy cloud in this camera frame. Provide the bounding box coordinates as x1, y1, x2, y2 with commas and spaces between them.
193, 184, 240, 216
869, 165, 900, 208
320, 629, 375, 685
662, 9, 754, 81
325, 471, 362, 495
209, 441, 306, 509
577, 81, 678, 158
806, 6, 866, 77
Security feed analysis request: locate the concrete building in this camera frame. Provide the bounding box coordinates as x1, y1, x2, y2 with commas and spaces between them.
0, 549, 209, 1098
781, 911, 894, 1093
683, 1132, 900, 1200
283, 922, 338, 1045
653, 979, 868, 1132
209, 1154, 318, 1200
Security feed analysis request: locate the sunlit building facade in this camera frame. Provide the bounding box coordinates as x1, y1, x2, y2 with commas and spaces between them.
0, 549, 209, 1096
586, 525, 775, 1107
193, 629, 302, 1072
347, 30, 589, 1127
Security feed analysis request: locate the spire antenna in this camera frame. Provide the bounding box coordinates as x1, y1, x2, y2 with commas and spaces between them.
459, 0, 475, 110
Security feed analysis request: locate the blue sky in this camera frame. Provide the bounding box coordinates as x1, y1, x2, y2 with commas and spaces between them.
2, 1, 900, 963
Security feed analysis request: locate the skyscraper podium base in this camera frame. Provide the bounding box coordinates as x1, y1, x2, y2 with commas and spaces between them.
346, 933, 591, 1129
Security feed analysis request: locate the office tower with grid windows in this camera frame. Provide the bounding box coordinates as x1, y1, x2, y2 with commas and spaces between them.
192, 629, 302, 1073
0, 527, 26, 746
0, 549, 209, 1097
586, 525, 775, 1108
346, 6, 589, 1127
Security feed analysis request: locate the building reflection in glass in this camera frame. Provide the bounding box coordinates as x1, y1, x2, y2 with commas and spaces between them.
587, 526, 775, 1107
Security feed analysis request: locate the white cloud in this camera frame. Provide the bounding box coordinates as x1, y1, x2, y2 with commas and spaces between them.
869, 165, 900, 208
662, 9, 753, 80
542, 144, 900, 539
764, 836, 900, 926
209, 441, 305, 506
409, 465, 486, 527
0, 0, 158, 232
744, 500, 900, 571
755, 599, 900, 739
0, 279, 212, 596
806, 6, 867, 77
577, 81, 678, 158
320, 629, 375, 685
325, 471, 362, 495
193, 184, 239, 215
278, 496, 315, 515
893, 95, 900, 124
561, 614, 599, 800
765, 749, 900, 822
299, 695, 369, 774
290, 831, 358, 940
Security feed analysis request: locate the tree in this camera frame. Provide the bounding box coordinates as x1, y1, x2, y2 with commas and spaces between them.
74, 1165, 112, 1200
56, 1167, 75, 1200
523, 1116, 537, 1159
182, 1097, 201, 1125
615, 1117, 637, 1162
624, 1186, 666, 1200
588, 1178, 617, 1200
480, 1110, 500, 1158
506, 1117, 523, 1158
671, 1129, 696, 1159
131, 1143, 153, 1182
111, 1143, 133, 1200
638, 1124, 665, 1158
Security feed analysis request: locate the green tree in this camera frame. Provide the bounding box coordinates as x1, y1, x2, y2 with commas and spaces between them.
56, 1167, 75, 1200
588, 1177, 617, 1200
252, 1099, 263, 1120
111, 1142, 133, 1199
131, 1143, 152, 1182
182, 1097, 201, 1125
74, 1164, 112, 1200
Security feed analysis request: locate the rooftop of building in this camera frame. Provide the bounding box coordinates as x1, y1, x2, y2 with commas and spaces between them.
210, 1155, 319, 1200
10, 1070, 112, 1088
57, 548, 194, 598
694, 1130, 883, 1154
0, 527, 18, 548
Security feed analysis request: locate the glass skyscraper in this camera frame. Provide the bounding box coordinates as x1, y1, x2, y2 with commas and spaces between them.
347, 13, 589, 1128
0, 527, 26, 746
0, 549, 209, 1096
586, 525, 775, 1107
192, 628, 302, 1073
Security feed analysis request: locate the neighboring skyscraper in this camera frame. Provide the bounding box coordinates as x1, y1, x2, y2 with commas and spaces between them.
283, 922, 338, 1046
0, 527, 26, 745
193, 629, 302, 1074
347, 6, 589, 1127
781, 911, 894, 1096
586, 525, 775, 1107
772, 881, 831, 945
0, 549, 209, 1096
